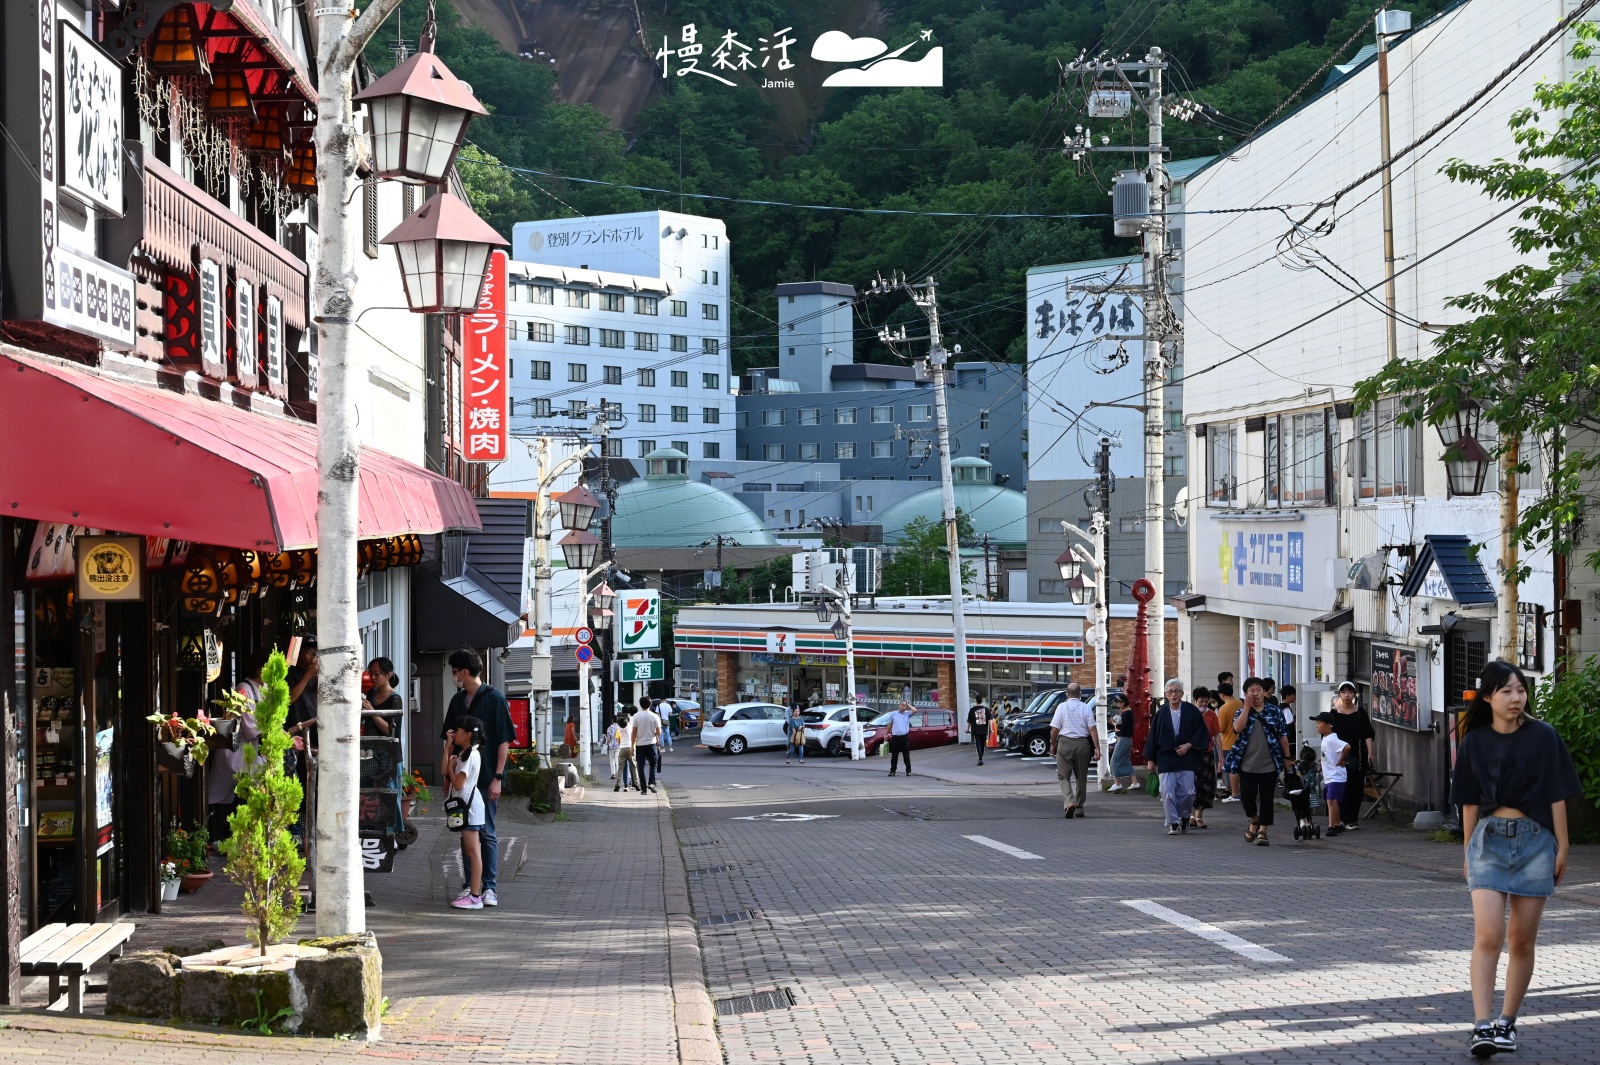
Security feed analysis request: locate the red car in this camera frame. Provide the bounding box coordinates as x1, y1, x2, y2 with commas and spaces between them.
862, 708, 959, 756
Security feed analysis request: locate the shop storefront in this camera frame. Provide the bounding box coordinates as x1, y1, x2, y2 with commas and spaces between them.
0, 349, 478, 938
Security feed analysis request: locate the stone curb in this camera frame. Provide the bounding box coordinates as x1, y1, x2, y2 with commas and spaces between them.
656, 788, 724, 1065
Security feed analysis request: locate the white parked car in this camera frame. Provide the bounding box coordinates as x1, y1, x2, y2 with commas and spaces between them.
800, 704, 879, 756
700, 702, 790, 755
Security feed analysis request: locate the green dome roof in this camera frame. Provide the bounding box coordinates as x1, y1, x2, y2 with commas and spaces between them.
877, 458, 1027, 548
611, 451, 779, 548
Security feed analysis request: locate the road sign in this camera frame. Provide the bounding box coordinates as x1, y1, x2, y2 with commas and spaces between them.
575, 645, 594, 664
612, 658, 664, 683
575, 626, 593, 645
615, 589, 661, 651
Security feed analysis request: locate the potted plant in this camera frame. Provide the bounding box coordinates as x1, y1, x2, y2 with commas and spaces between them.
210, 688, 253, 750
165, 825, 213, 893
219, 649, 306, 955
160, 860, 181, 902
147, 710, 216, 775
400, 767, 429, 818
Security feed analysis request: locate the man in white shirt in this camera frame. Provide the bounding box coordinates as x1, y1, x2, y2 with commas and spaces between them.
631, 698, 662, 794
887, 701, 914, 777
1050, 684, 1100, 818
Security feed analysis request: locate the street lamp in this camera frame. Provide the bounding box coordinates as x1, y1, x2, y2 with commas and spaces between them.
1066, 571, 1095, 605
380, 192, 508, 314
353, 49, 488, 184
592, 581, 617, 613
1055, 548, 1082, 582
558, 530, 600, 571
1062, 515, 1110, 776
554, 484, 601, 532
1444, 434, 1493, 497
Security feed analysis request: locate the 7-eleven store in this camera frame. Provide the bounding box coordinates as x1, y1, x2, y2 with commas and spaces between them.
674, 601, 1088, 719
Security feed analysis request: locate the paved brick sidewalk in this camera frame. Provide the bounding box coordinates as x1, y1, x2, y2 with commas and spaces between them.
0, 785, 713, 1064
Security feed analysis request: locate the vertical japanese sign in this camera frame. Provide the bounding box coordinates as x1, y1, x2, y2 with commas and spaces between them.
616, 590, 662, 652
59, 21, 122, 216
265, 295, 285, 391
465, 250, 508, 461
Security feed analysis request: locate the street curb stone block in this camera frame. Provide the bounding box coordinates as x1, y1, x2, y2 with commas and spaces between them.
104, 950, 178, 1018
295, 933, 383, 1039
175, 964, 295, 1027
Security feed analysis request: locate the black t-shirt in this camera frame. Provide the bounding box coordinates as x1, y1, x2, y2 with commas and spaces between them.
1114, 709, 1134, 737
286, 665, 318, 745
968, 705, 990, 730
441, 684, 515, 790
1331, 707, 1375, 764
1451, 719, 1581, 833
362, 691, 403, 736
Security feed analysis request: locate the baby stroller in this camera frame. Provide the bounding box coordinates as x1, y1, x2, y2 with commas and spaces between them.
1284, 742, 1322, 841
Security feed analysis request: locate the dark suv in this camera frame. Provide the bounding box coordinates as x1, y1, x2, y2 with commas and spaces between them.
1000, 688, 1125, 757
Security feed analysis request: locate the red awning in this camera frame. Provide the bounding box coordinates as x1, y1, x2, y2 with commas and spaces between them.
0, 351, 480, 551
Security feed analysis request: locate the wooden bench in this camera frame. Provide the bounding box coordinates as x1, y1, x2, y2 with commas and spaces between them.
20, 921, 137, 1013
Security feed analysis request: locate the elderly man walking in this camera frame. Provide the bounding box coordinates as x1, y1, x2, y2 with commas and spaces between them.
1143, 679, 1211, 834
1050, 683, 1100, 818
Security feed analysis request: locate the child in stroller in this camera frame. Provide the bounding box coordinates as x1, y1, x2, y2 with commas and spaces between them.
1283, 741, 1322, 841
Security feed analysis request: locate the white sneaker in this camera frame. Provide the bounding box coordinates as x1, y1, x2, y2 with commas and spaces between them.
1221, 796, 1241, 803
482, 888, 498, 907
1108, 783, 1124, 793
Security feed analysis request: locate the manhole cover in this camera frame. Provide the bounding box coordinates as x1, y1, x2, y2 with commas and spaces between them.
714, 988, 795, 1016
687, 865, 732, 875
698, 910, 754, 927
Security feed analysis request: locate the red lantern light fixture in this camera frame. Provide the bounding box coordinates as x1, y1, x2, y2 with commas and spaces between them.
352, 49, 487, 185
380, 192, 508, 313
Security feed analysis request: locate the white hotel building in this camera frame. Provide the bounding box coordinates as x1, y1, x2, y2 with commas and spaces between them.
501, 211, 735, 461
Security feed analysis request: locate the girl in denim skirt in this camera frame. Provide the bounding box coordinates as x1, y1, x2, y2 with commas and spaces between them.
1451, 661, 1581, 1057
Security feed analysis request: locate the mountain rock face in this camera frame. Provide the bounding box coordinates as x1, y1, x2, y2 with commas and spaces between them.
452, 0, 660, 128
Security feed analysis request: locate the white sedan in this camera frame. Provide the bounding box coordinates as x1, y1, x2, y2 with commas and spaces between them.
699, 702, 790, 755
800, 704, 879, 756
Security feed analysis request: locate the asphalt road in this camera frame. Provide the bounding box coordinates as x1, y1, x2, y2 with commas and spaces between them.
664, 741, 1600, 1065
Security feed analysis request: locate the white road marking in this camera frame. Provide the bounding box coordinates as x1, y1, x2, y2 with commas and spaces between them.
963, 834, 1044, 860
1121, 899, 1290, 963
731, 812, 840, 822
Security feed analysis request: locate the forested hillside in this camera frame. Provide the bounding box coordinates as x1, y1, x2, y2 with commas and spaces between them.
370, 0, 1455, 370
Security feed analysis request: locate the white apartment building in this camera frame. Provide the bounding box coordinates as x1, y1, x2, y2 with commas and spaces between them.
1178, 0, 1566, 812
500, 211, 734, 462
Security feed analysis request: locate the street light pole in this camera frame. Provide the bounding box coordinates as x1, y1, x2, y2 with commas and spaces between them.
1062, 514, 1109, 774
817, 585, 863, 759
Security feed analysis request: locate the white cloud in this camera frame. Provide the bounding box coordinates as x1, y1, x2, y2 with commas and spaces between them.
821, 48, 944, 88
811, 30, 888, 63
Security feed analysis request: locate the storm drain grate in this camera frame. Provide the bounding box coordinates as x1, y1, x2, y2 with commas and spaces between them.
683, 840, 721, 848
687, 865, 732, 876
698, 910, 754, 928
715, 988, 795, 1016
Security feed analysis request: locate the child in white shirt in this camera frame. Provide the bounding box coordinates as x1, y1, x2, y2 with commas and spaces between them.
447, 716, 487, 909
1315, 712, 1351, 837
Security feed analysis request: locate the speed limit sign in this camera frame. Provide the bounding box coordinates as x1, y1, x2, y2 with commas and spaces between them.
575, 626, 593, 644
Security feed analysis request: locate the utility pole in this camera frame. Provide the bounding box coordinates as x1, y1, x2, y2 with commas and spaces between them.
1376, 8, 1411, 366
1499, 435, 1521, 662
312, 0, 405, 938
1064, 46, 1175, 690
867, 274, 973, 736
532, 437, 592, 759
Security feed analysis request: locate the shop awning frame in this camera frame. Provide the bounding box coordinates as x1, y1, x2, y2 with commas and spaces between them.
1398, 534, 1497, 606
0, 350, 480, 551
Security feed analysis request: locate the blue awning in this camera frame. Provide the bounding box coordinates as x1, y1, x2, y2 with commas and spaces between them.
1399, 534, 1497, 606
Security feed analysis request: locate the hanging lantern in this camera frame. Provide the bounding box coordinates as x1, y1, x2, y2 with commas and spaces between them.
396, 535, 424, 567
555, 484, 601, 532
179, 549, 224, 618
593, 581, 617, 612
285, 144, 316, 192
380, 192, 508, 313
352, 50, 487, 184
176, 629, 209, 671
148, 6, 210, 76
1444, 434, 1493, 497
1055, 548, 1082, 582
1066, 572, 1095, 606
558, 530, 601, 571
208, 67, 254, 118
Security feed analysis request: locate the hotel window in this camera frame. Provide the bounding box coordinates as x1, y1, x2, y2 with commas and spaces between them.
980, 409, 990, 430
567, 400, 588, 418
670, 300, 688, 317
530, 284, 554, 305
1357, 397, 1417, 501
702, 407, 721, 424
599, 329, 624, 349
639, 404, 657, 423
638, 439, 657, 457
1207, 424, 1238, 505
1164, 454, 1185, 477
638, 368, 656, 387
568, 363, 587, 383
703, 442, 721, 458
871, 405, 893, 423
600, 292, 624, 312
834, 407, 857, 425
763, 444, 785, 461
672, 405, 689, 423
529, 398, 552, 417
670, 335, 688, 352
526, 322, 553, 343
979, 443, 990, 461
671, 370, 688, 388
738, 446, 750, 460
798, 442, 820, 460
635, 296, 659, 315
566, 289, 589, 308
798, 408, 820, 426
702, 303, 719, 320
603, 365, 622, 385
763, 409, 785, 427
564, 325, 590, 346
531, 359, 551, 380
603, 438, 622, 458
704, 338, 720, 355
671, 440, 689, 454
1038, 578, 1067, 597
1281, 409, 1333, 505
872, 439, 893, 459
908, 404, 931, 422
836, 442, 857, 459
703, 372, 720, 390
635, 332, 658, 351
736, 411, 750, 428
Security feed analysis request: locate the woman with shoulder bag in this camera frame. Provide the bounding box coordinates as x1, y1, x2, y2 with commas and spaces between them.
445, 716, 488, 910
1331, 681, 1376, 829
784, 705, 807, 764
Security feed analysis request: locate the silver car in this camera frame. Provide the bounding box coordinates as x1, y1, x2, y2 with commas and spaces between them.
699, 702, 790, 755
801, 704, 879, 756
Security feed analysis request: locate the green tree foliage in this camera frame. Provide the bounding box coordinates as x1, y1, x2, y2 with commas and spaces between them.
1533, 656, 1600, 841
221, 650, 305, 954
719, 556, 796, 603
880, 512, 975, 596
1353, 26, 1600, 573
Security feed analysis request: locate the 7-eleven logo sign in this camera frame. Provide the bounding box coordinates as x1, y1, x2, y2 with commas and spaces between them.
616, 590, 661, 651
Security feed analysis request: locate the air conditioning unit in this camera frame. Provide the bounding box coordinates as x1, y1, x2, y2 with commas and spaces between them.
792, 551, 847, 594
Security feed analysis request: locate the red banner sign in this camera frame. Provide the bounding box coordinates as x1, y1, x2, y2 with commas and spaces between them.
464, 249, 509, 461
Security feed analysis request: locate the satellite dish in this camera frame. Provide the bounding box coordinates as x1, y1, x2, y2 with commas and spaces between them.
1347, 551, 1387, 591
1170, 485, 1190, 527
